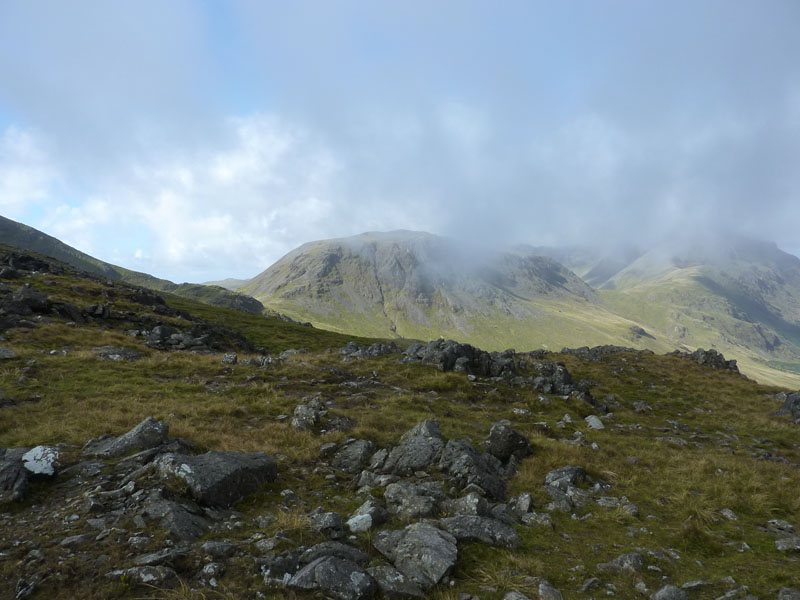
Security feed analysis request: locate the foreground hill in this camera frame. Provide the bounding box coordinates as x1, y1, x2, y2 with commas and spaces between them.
1, 244, 799, 599
241, 230, 663, 353
0, 215, 264, 315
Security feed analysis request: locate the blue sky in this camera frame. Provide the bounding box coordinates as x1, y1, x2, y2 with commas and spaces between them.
1, 0, 799, 282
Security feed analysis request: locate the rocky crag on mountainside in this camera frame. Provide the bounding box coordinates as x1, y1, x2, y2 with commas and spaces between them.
1, 245, 800, 599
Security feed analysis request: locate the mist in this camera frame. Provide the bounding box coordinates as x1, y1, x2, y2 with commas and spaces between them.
0, 0, 798, 282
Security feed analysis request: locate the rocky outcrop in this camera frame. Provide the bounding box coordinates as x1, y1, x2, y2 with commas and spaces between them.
154, 451, 277, 507
669, 348, 739, 373
404, 340, 517, 378
83, 417, 169, 459
380, 420, 445, 475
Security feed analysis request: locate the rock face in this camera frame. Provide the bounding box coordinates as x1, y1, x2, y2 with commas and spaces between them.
155, 451, 278, 507
289, 556, 377, 600
83, 417, 169, 459
374, 522, 458, 591
381, 420, 445, 475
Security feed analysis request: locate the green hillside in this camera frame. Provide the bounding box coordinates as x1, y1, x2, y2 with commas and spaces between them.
0, 215, 264, 314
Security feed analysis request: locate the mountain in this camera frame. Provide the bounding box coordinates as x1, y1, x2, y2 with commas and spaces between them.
241, 230, 800, 387
597, 235, 800, 385
241, 230, 666, 353
0, 215, 264, 315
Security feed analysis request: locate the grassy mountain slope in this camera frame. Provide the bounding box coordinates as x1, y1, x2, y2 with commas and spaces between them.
242, 231, 664, 352
598, 237, 800, 387
1, 246, 799, 599
0, 215, 264, 314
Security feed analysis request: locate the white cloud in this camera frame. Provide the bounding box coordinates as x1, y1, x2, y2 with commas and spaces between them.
0, 126, 58, 218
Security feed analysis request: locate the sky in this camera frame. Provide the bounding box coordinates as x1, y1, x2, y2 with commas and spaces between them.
1, 0, 799, 283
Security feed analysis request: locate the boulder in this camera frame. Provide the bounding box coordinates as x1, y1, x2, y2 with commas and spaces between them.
308, 511, 344, 540
367, 565, 425, 599
374, 522, 458, 591
0, 448, 30, 503
347, 499, 389, 532
332, 439, 376, 474
779, 589, 800, 600
22, 446, 60, 476
544, 465, 587, 490
83, 416, 169, 459
289, 556, 377, 600
155, 451, 277, 507
300, 541, 370, 567
439, 515, 520, 548
92, 346, 142, 361
777, 392, 800, 419
385, 480, 446, 519
442, 492, 490, 517
141, 498, 210, 541
0, 347, 15, 360
439, 438, 507, 500
381, 420, 445, 475
484, 422, 532, 462
776, 536, 800, 552
651, 585, 688, 600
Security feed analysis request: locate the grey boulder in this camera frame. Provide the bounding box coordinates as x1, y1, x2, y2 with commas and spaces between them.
776, 536, 800, 552
381, 420, 445, 475
367, 565, 425, 599
0, 448, 30, 503
105, 566, 178, 588
155, 450, 277, 507
332, 439, 377, 474
485, 422, 532, 462
439, 438, 507, 500
385, 480, 447, 519
83, 416, 169, 459
439, 515, 520, 548
289, 556, 377, 600
651, 585, 688, 600
374, 522, 458, 591
544, 465, 587, 490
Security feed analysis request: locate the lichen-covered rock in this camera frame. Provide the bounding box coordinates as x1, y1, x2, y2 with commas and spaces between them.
308, 511, 344, 540
347, 499, 389, 532
384, 480, 446, 519
22, 446, 60, 477
439, 515, 520, 548
300, 541, 370, 567
332, 439, 377, 474
155, 450, 277, 507
83, 417, 169, 459
381, 420, 445, 475
289, 556, 377, 600
484, 422, 532, 462
374, 522, 458, 591
544, 465, 587, 490
651, 585, 688, 600
439, 438, 507, 500
367, 565, 425, 599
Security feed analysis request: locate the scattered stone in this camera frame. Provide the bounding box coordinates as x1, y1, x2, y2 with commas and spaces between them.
585, 415, 605, 430
106, 566, 178, 589
719, 508, 738, 521
21, 446, 60, 476
439, 438, 507, 500
545, 466, 587, 490
779, 588, 800, 600
538, 581, 564, 600
439, 515, 520, 548
374, 522, 458, 591
503, 592, 532, 600
222, 353, 238, 365
289, 556, 377, 600
385, 480, 445, 519
83, 417, 169, 459
443, 492, 490, 517
381, 420, 445, 476
484, 421, 532, 462
348, 499, 389, 532
766, 519, 795, 536
155, 450, 277, 507
597, 552, 645, 573
367, 564, 425, 599
291, 398, 327, 430
308, 511, 344, 540
775, 536, 800, 552
133, 548, 186, 567
201, 541, 237, 559
333, 439, 377, 474
651, 585, 688, 600
0, 347, 16, 359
